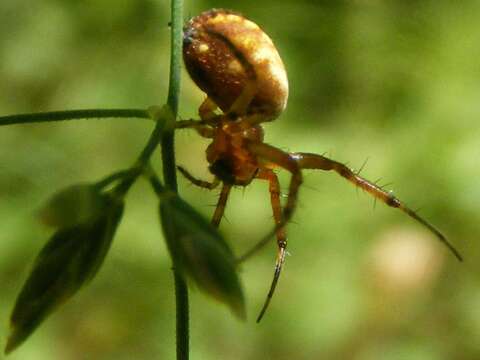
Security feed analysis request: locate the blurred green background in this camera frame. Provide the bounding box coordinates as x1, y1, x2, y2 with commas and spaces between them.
1, 0, 479, 359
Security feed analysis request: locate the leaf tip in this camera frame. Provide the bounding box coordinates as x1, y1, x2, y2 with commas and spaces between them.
5, 323, 25, 355
231, 299, 247, 321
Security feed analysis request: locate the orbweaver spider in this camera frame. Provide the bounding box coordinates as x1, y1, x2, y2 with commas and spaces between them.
177, 9, 462, 321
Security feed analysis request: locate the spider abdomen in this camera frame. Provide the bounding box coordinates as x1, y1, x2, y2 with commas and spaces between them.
183, 9, 288, 120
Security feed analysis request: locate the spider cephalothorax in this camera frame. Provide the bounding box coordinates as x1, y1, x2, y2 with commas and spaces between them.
177, 8, 461, 322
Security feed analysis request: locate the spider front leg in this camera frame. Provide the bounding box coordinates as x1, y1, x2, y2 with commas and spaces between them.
178, 166, 230, 226
175, 98, 219, 137
175, 120, 215, 138
177, 166, 220, 190
255, 169, 287, 322
291, 152, 462, 261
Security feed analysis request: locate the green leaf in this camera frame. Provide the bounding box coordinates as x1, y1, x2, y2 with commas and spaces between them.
38, 184, 108, 228
5, 197, 124, 355
159, 193, 245, 320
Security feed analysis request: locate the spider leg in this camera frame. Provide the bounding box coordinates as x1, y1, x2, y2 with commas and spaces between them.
174, 120, 215, 138
177, 166, 220, 190
248, 142, 303, 224
228, 80, 257, 116
291, 152, 462, 261
199, 97, 219, 121
174, 97, 219, 137
237, 143, 302, 264
255, 169, 287, 322
211, 184, 232, 227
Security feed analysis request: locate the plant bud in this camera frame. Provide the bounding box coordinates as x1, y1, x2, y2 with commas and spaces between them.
5, 198, 124, 354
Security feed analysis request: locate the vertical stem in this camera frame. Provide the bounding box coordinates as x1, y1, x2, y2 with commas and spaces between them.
167, 0, 182, 118
173, 272, 189, 360
163, 0, 182, 193
163, 0, 188, 359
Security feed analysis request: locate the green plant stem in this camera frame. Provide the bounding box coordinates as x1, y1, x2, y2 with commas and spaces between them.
166, 1, 182, 117
147, 168, 167, 195
0, 109, 150, 126
164, 0, 188, 359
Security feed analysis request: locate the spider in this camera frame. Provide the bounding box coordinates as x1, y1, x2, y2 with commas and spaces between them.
175, 9, 462, 322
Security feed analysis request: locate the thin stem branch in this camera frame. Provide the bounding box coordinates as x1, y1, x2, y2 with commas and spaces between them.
137, 115, 168, 165
0, 109, 150, 126
94, 168, 138, 189
146, 167, 167, 195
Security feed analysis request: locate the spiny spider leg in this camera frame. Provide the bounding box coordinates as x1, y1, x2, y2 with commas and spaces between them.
177, 166, 220, 190
248, 142, 303, 224
291, 152, 462, 261
237, 142, 304, 321
239, 150, 462, 266
255, 169, 287, 322
237, 143, 303, 264
211, 184, 232, 227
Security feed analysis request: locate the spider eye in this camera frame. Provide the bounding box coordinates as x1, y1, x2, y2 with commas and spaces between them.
183, 9, 289, 120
